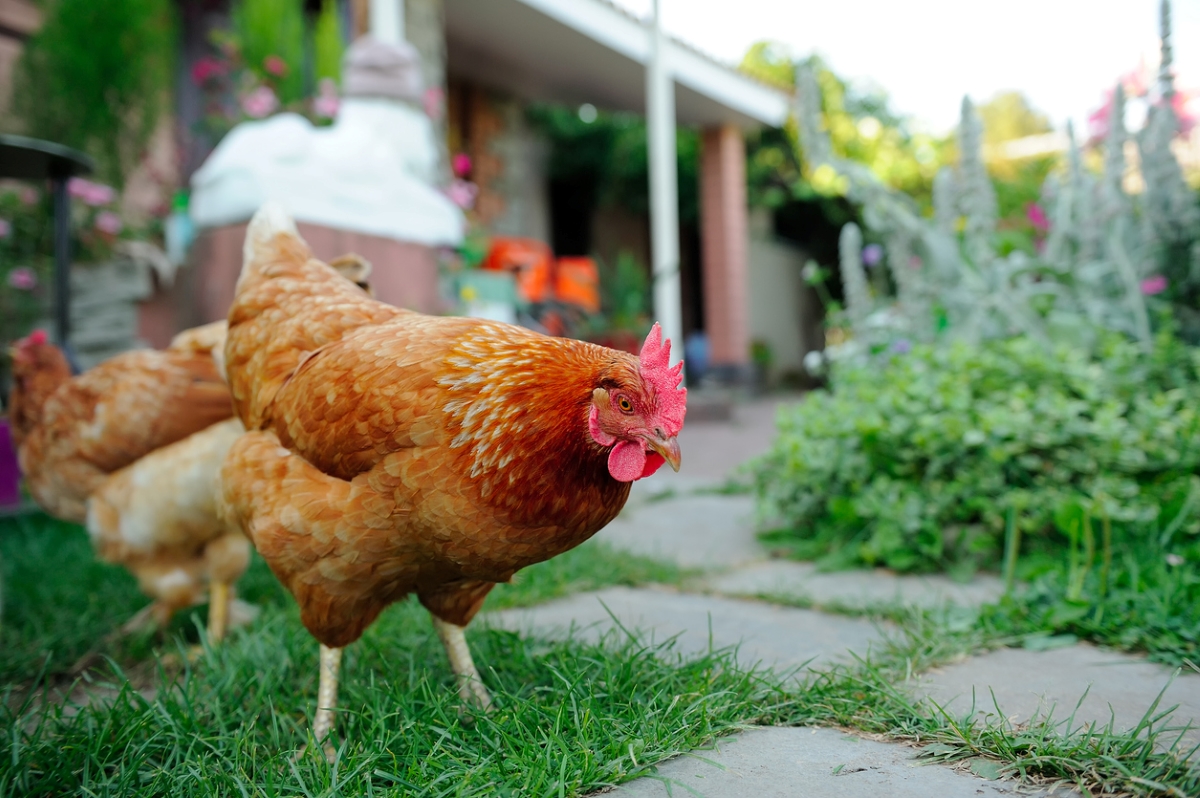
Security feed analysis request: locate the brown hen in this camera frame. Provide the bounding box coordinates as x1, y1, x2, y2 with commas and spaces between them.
219, 203, 687, 754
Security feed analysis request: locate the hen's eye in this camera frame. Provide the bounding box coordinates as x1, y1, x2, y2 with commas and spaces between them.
617, 395, 634, 413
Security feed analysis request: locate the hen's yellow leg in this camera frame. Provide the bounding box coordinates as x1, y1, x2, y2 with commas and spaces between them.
207, 582, 231, 644
431, 617, 493, 711
310, 644, 342, 761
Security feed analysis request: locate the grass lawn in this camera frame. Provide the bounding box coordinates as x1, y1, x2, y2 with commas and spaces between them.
0, 514, 797, 796
3, 512, 1199, 796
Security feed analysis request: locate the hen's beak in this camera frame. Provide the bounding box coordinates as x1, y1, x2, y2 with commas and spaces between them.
646, 434, 682, 472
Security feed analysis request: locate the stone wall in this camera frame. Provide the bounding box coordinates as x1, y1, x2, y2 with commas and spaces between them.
44, 259, 155, 369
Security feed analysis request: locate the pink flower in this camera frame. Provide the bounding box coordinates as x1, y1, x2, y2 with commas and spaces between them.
67, 178, 115, 207
7, 267, 37, 291
0, 219, 9, 239
241, 85, 279, 119
94, 210, 123, 235
191, 56, 226, 85
1026, 202, 1049, 233
313, 78, 339, 119
1141, 275, 1168, 295
452, 152, 472, 179
1172, 89, 1200, 136
263, 55, 288, 77
19, 187, 38, 205
445, 179, 478, 210
423, 86, 445, 121
1087, 88, 1113, 143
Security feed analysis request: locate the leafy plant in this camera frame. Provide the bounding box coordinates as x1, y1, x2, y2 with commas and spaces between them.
193, 0, 344, 145
597, 251, 651, 334
12, 0, 175, 187
230, 0, 306, 104
751, 333, 1200, 573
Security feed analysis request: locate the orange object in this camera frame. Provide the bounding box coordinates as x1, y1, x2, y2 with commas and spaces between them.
480, 237, 554, 304
554, 256, 601, 314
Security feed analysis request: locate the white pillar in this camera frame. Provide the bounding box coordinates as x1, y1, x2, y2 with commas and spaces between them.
370, 0, 405, 45
646, 0, 683, 366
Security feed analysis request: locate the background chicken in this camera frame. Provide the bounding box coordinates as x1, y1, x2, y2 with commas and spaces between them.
9, 330, 234, 523
220, 204, 686, 755
84, 418, 253, 641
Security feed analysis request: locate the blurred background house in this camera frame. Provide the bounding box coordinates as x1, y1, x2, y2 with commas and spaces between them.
1, 0, 823, 388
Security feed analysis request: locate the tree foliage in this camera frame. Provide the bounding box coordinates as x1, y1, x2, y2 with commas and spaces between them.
739, 43, 950, 212
13, 0, 175, 187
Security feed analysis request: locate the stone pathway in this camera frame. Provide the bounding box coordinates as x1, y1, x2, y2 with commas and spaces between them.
482, 395, 1199, 797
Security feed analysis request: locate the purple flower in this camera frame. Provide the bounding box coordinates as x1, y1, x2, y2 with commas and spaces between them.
94, 210, 123, 235
1141, 275, 1168, 296
68, 178, 116, 207
862, 243, 884, 268
890, 338, 912, 355
0, 218, 10, 239
313, 78, 339, 119
7, 267, 37, 291
241, 85, 279, 119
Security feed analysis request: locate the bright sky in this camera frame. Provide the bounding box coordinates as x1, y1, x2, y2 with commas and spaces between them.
610, 0, 1200, 134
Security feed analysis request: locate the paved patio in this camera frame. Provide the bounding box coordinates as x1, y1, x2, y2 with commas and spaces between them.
482, 392, 1199, 798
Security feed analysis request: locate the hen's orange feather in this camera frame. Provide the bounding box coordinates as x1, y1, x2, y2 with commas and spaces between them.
221, 225, 645, 648
13, 348, 233, 522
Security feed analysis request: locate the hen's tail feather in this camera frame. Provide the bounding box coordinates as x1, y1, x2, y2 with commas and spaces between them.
243, 201, 301, 273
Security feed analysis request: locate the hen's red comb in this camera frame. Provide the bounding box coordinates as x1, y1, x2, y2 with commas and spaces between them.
27, 329, 48, 346
639, 322, 687, 435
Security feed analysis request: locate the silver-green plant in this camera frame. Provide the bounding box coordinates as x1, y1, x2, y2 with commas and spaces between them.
794, 0, 1197, 361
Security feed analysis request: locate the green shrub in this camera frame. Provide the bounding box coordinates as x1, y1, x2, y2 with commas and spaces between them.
751, 334, 1200, 573
13, 0, 175, 187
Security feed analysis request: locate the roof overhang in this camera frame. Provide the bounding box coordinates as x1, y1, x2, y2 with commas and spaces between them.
444, 0, 790, 129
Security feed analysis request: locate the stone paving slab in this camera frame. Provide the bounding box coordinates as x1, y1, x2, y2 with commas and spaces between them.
706, 560, 1006, 609
486, 586, 886, 671
600, 493, 765, 570
914, 643, 1200, 749
605, 726, 1078, 798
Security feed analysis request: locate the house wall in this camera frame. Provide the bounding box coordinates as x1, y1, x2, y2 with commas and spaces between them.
447, 79, 551, 242
747, 208, 821, 385
0, 0, 41, 116
186, 221, 442, 335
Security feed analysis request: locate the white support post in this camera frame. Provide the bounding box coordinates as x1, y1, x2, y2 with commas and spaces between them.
646, 0, 683, 367
370, 0, 405, 45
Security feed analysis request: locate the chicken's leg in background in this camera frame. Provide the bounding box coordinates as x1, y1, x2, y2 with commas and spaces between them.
203, 533, 254, 643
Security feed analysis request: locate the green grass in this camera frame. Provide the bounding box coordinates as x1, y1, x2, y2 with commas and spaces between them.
0, 513, 688, 684
2, 604, 796, 796
0, 513, 780, 797
4, 513, 1200, 797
